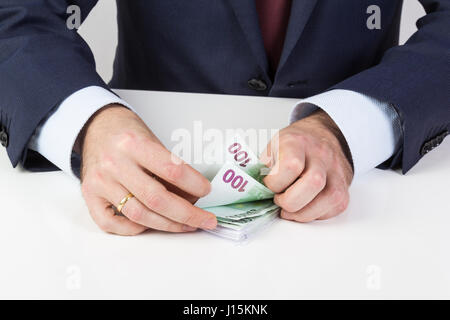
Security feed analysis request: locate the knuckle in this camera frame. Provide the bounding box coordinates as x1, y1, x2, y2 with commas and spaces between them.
295, 135, 311, 146
285, 157, 304, 174
117, 131, 138, 151
310, 172, 326, 189
144, 191, 167, 211
317, 143, 333, 161
99, 154, 117, 172
87, 173, 106, 195
180, 212, 198, 226
276, 195, 297, 213
125, 205, 143, 222
283, 133, 306, 146
294, 134, 308, 145
163, 163, 184, 183
329, 187, 349, 212
92, 169, 104, 181
89, 169, 106, 187
264, 177, 284, 194
81, 178, 99, 198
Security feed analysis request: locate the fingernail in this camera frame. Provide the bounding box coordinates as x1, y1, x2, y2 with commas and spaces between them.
200, 217, 217, 230
182, 225, 197, 232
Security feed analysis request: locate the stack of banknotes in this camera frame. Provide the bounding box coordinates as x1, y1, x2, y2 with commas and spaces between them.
194, 136, 280, 241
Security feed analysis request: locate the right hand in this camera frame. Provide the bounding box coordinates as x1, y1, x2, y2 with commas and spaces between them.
79, 104, 217, 235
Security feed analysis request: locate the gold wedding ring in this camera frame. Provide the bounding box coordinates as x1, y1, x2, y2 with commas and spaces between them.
116, 193, 134, 213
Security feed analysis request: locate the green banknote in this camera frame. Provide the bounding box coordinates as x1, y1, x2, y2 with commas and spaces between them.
194, 135, 280, 240
194, 162, 274, 208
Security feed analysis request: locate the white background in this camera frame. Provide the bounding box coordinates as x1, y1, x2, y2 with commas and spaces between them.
78, 0, 426, 82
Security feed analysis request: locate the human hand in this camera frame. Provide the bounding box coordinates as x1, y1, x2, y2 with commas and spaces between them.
261, 110, 353, 222
79, 105, 216, 235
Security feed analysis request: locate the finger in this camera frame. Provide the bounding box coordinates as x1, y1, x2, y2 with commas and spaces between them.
259, 131, 282, 168
263, 138, 306, 193
316, 176, 350, 221
274, 155, 327, 213
281, 175, 349, 223
131, 138, 211, 198
153, 173, 199, 204
118, 163, 217, 230
259, 141, 275, 168
105, 181, 197, 233
82, 191, 148, 236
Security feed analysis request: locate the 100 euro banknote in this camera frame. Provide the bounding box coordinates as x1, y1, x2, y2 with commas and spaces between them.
194, 135, 280, 239
195, 162, 274, 208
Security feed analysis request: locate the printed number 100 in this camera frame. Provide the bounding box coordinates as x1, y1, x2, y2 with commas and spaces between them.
223, 169, 248, 192
228, 143, 251, 167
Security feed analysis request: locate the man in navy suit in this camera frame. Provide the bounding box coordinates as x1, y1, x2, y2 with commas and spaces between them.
0, 1, 448, 235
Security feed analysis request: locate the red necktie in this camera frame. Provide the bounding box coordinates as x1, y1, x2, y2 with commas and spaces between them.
255, 0, 293, 75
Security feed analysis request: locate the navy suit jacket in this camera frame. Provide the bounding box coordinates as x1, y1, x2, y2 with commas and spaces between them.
0, 0, 449, 173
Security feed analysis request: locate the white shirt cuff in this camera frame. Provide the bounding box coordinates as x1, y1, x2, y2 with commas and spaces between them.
28, 86, 132, 178
290, 89, 402, 175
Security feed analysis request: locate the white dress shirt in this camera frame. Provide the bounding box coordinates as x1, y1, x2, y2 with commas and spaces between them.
28, 86, 132, 178
291, 89, 402, 174
28, 86, 402, 178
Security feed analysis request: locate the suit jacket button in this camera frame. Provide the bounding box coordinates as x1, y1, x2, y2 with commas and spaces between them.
248, 78, 268, 91
0, 130, 8, 148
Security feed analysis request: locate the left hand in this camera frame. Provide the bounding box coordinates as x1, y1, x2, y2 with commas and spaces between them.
260, 110, 353, 222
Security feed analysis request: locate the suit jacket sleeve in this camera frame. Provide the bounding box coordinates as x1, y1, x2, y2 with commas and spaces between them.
332, 0, 450, 173
0, 0, 107, 168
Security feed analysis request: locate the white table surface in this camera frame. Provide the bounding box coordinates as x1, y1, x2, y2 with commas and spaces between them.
1, 89, 449, 299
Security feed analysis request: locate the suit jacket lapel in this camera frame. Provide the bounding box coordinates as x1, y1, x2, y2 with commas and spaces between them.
277, 0, 318, 72
228, 0, 269, 76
